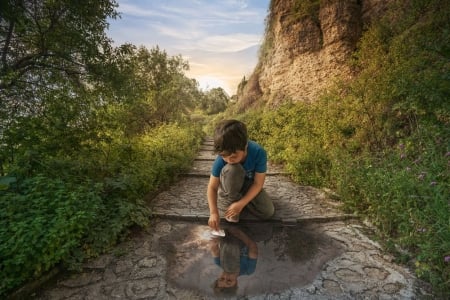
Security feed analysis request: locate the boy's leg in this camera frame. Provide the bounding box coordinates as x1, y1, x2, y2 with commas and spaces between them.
217, 164, 245, 214
246, 189, 275, 220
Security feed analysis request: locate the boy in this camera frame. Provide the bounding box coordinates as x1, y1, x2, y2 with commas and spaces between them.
207, 119, 275, 231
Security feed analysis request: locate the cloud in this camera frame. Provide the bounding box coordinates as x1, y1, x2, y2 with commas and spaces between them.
114, 3, 169, 18
108, 0, 269, 95
116, 1, 262, 23
195, 33, 262, 52
151, 23, 199, 41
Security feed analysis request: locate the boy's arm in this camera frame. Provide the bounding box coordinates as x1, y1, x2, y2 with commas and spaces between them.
207, 175, 220, 230
209, 238, 220, 257
225, 172, 266, 219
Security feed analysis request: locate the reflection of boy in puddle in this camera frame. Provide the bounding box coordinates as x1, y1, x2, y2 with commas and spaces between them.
210, 226, 258, 296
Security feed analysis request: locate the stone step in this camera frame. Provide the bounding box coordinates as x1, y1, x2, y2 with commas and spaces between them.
185, 156, 288, 177
196, 150, 216, 160
199, 146, 214, 151
150, 175, 355, 224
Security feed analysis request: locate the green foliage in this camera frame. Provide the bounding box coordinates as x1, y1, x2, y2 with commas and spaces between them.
198, 87, 230, 115
103, 123, 203, 198
337, 127, 449, 292
242, 102, 331, 186
0, 176, 102, 295
0, 122, 203, 297
0, 1, 206, 296
237, 76, 248, 95
0, 176, 16, 191
95, 45, 199, 135
257, 1, 276, 68
0, 0, 118, 126
290, 0, 321, 25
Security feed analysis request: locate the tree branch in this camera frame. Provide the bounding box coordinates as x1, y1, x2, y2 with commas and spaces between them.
1, 20, 15, 70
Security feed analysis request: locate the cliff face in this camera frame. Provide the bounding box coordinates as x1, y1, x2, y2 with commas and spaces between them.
236, 0, 389, 109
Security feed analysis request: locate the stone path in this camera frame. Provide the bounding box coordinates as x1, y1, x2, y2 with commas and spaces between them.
29, 138, 430, 299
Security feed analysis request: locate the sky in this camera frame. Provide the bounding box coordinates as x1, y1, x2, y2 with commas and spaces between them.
107, 0, 270, 95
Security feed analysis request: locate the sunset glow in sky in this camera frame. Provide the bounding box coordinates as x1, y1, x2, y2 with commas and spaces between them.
107, 0, 270, 95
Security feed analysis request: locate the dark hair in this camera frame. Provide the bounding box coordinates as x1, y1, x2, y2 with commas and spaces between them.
213, 120, 248, 154
212, 279, 238, 296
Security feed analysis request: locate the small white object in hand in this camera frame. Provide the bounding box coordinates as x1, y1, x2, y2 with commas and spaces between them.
211, 229, 225, 237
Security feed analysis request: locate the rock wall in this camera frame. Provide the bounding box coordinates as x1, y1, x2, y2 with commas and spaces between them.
236, 0, 390, 110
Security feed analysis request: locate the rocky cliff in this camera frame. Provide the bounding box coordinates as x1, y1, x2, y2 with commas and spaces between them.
236, 0, 390, 110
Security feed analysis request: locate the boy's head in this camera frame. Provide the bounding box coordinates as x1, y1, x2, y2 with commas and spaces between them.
213, 120, 248, 155
212, 272, 238, 296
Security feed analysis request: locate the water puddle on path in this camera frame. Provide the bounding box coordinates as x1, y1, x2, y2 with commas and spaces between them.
158, 221, 344, 297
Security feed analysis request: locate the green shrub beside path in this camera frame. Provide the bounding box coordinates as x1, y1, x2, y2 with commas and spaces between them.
0, 123, 203, 297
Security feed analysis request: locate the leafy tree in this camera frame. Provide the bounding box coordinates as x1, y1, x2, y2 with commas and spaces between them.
0, 0, 118, 168
100, 45, 200, 135
0, 1, 200, 169
0, 0, 118, 105
199, 87, 229, 115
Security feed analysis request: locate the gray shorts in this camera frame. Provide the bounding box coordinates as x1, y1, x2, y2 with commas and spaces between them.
217, 163, 274, 220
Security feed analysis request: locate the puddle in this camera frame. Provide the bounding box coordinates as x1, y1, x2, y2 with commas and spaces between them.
158, 222, 345, 297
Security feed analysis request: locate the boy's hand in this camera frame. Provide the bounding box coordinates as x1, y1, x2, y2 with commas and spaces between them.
208, 213, 220, 231
225, 201, 244, 219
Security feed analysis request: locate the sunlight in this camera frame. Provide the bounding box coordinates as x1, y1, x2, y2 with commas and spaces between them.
197, 75, 229, 94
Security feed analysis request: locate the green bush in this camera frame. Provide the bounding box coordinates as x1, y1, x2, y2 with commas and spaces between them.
0, 122, 203, 297
0, 176, 102, 294
242, 103, 331, 186
335, 126, 449, 292
241, 99, 448, 296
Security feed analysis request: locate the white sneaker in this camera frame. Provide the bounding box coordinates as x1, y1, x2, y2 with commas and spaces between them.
225, 215, 239, 223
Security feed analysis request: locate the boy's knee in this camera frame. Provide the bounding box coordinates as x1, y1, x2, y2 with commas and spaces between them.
220, 164, 246, 187
260, 204, 275, 220
247, 198, 275, 220
221, 163, 245, 177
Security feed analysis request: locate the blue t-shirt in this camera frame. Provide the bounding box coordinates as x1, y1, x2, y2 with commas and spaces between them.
213, 245, 257, 275
211, 140, 267, 181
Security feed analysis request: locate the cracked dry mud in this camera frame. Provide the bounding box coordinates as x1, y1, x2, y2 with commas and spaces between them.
31, 138, 428, 299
